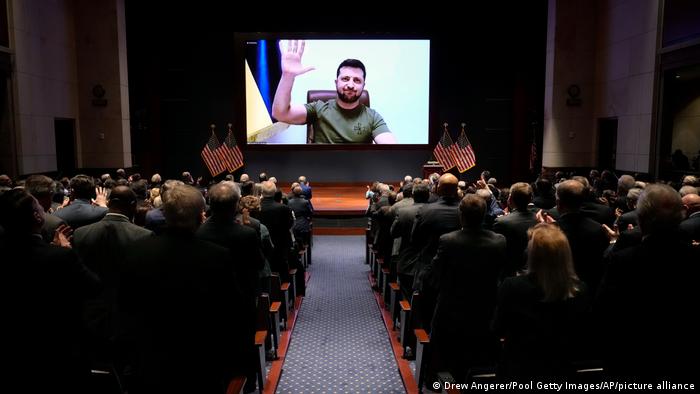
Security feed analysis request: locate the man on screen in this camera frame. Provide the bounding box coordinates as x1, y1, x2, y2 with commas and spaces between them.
272, 40, 398, 144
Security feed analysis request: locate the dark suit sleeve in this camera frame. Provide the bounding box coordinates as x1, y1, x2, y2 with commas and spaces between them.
492, 278, 514, 336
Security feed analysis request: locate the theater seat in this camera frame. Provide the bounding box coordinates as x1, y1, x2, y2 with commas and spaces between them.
306, 90, 370, 143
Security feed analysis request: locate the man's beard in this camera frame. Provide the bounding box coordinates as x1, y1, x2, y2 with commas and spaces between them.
337, 88, 361, 103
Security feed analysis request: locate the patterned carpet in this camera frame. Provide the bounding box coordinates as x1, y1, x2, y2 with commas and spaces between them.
276, 236, 405, 393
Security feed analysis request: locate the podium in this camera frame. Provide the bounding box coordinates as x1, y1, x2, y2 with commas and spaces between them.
422, 163, 444, 179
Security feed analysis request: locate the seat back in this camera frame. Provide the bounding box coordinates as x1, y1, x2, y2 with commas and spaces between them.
305, 90, 370, 143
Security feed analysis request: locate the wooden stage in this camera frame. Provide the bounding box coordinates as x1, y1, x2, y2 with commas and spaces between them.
311, 183, 369, 215
305, 183, 374, 235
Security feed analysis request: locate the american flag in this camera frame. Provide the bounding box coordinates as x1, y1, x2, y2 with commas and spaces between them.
433, 126, 456, 170
452, 126, 476, 173
201, 132, 226, 176
222, 125, 244, 172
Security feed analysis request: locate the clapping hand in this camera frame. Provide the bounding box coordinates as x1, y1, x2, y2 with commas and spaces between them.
52, 224, 73, 248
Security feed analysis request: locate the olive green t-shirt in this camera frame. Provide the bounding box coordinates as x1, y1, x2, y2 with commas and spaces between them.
304, 99, 391, 143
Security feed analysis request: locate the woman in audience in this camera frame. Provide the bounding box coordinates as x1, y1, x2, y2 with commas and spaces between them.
492, 223, 591, 380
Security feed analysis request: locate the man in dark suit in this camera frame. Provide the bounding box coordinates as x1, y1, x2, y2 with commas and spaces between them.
574, 176, 616, 226
1, 189, 101, 393
411, 173, 462, 331
430, 194, 506, 383
549, 180, 609, 294
288, 185, 313, 248
298, 175, 313, 203
391, 183, 429, 300
118, 185, 246, 393
72, 186, 153, 367
24, 174, 67, 244
258, 181, 294, 280
493, 182, 538, 280
54, 175, 108, 230
197, 181, 264, 392
597, 184, 698, 380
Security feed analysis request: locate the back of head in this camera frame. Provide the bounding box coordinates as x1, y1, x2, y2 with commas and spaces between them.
239, 195, 261, 217
108, 185, 137, 216
437, 173, 458, 198
636, 184, 683, 236
509, 182, 533, 210
131, 179, 148, 199
0, 189, 42, 236
298, 175, 307, 185
679, 185, 698, 197
618, 174, 636, 193
682, 193, 700, 215
0, 174, 12, 188
292, 185, 303, 197
261, 181, 276, 198
208, 181, 241, 217
476, 188, 493, 204
459, 194, 486, 229
258, 172, 268, 182
151, 173, 162, 184
160, 179, 185, 205
239, 173, 250, 183
25, 175, 54, 198
70, 175, 95, 199
626, 188, 642, 207
682, 175, 699, 187
163, 185, 205, 234
412, 183, 430, 203
556, 180, 585, 212
402, 183, 413, 199
527, 223, 579, 302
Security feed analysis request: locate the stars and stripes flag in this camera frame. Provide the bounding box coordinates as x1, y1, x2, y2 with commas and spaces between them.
221, 123, 244, 172
433, 123, 456, 170
452, 123, 476, 173
201, 131, 226, 176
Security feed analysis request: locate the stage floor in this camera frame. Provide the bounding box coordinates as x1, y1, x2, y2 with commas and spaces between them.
307, 183, 370, 235
310, 184, 369, 215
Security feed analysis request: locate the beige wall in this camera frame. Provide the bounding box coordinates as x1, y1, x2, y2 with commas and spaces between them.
9, 0, 130, 175
74, 0, 131, 169
543, 0, 658, 172
11, 0, 79, 174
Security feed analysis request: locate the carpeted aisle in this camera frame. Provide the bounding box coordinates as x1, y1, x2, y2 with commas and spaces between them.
276, 236, 405, 393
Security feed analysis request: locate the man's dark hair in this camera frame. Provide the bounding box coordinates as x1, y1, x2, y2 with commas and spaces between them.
25, 175, 54, 197
108, 186, 137, 214
259, 172, 268, 182
70, 175, 95, 199
459, 194, 486, 229
412, 183, 430, 203
337, 59, 366, 79
0, 189, 39, 235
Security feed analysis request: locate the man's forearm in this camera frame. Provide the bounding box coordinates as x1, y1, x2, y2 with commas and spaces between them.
272, 73, 296, 121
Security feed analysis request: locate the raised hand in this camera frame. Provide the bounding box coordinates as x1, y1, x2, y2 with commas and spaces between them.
279, 40, 315, 77
93, 186, 108, 207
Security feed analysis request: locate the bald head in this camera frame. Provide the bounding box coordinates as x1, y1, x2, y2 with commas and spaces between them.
682, 193, 700, 216
261, 181, 276, 197
437, 173, 459, 197
108, 186, 137, 217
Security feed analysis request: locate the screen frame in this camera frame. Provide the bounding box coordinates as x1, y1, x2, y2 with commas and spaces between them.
233, 32, 436, 151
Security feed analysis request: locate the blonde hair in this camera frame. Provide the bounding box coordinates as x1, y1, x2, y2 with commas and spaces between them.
526, 223, 580, 302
